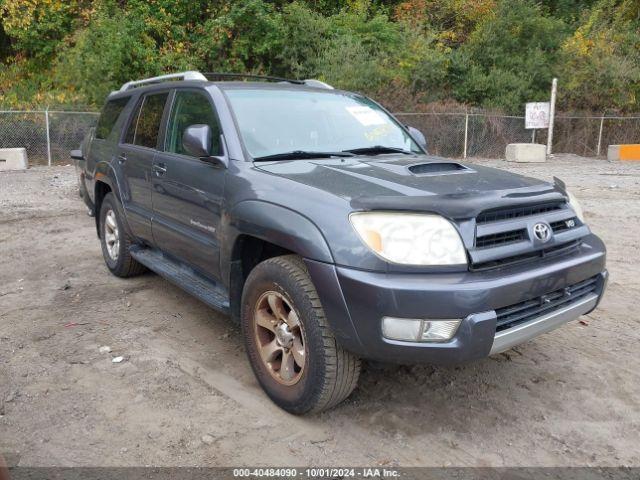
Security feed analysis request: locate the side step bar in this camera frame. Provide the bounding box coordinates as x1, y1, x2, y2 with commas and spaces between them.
130, 246, 230, 315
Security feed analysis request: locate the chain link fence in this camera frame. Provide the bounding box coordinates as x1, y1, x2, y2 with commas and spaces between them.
0, 110, 99, 165
0, 110, 638, 165
395, 112, 640, 159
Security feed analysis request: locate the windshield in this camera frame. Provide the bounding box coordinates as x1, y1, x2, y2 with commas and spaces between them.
224, 88, 422, 159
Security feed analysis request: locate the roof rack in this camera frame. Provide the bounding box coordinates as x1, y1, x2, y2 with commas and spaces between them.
203, 72, 334, 89
119, 71, 207, 91
116, 71, 333, 93
203, 72, 304, 84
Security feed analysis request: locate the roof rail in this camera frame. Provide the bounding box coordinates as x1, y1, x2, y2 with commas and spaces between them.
115, 71, 334, 94
203, 72, 333, 89
302, 79, 334, 90
203, 72, 304, 84
119, 71, 207, 91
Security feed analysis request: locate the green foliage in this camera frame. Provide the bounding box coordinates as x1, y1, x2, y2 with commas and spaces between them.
192, 0, 284, 73
0, 0, 637, 113
558, 0, 640, 111
451, 0, 568, 112
54, 11, 161, 104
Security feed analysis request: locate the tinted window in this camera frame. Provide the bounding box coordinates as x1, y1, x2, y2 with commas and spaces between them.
95, 97, 129, 139
126, 93, 168, 149
165, 91, 221, 156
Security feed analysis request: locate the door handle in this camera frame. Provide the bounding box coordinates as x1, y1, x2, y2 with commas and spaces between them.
152, 163, 167, 176
117, 153, 127, 164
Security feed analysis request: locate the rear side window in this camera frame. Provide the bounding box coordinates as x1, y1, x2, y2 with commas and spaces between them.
95, 97, 129, 140
124, 92, 169, 149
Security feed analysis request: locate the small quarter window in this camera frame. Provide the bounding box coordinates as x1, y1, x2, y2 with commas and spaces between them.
95, 97, 129, 140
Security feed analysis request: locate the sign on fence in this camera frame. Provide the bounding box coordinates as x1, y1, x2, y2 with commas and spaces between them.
525, 102, 550, 129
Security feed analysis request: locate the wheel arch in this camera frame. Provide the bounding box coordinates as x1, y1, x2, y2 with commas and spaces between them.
93, 163, 131, 239
224, 200, 334, 323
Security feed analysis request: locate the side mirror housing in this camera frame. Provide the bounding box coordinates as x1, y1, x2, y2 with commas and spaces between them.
407, 126, 428, 153
183, 124, 212, 158
70, 149, 84, 161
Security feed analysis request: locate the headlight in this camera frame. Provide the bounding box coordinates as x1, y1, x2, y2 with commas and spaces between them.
566, 190, 585, 222
349, 212, 467, 266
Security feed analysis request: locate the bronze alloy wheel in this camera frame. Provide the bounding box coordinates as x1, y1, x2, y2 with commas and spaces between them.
241, 255, 361, 413
253, 291, 306, 386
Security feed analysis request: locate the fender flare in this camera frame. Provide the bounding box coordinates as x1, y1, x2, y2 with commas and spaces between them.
225, 200, 334, 266
224, 200, 365, 353
92, 161, 133, 238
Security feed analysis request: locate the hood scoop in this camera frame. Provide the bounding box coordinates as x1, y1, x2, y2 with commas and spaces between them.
408, 162, 472, 176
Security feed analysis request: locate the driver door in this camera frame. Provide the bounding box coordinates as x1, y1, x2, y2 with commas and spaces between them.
151, 88, 226, 281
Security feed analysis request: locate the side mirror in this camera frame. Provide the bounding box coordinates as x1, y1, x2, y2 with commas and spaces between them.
183, 124, 212, 158
407, 126, 428, 153
70, 149, 84, 161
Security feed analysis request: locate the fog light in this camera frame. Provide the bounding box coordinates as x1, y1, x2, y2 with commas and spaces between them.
421, 320, 461, 341
382, 317, 461, 342
381, 317, 422, 341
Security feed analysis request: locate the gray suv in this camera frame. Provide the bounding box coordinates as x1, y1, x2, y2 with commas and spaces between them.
71, 71, 607, 414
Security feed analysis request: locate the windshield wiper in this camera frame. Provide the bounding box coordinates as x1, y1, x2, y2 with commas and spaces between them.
253, 150, 355, 161
342, 145, 413, 155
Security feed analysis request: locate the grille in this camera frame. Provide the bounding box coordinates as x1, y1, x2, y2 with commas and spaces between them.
475, 229, 527, 249
495, 275, 599, 332
471, 240, 581, 271
550, 217, 577, 233
476, 202, 564, 224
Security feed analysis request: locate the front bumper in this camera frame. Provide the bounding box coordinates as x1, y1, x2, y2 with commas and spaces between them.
305, 234, 607, 364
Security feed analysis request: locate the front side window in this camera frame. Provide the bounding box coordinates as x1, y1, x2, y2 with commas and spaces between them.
95, 97, 130, 140
224, 88, 421, 159
125, 92, 169, 149
165, 90, 221, 156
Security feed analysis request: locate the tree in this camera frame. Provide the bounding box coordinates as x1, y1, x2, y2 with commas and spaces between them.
450, 0, 568, 113
558, 0, 640, 112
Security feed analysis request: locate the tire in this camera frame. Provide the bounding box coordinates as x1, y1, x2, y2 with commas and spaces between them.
99, 192, 146, 278
241, 254, 361, 414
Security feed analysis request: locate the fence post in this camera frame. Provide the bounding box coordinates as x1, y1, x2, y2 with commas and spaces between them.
546, 78, 557, 156
45, 108, 52, 166
463, 112, 469, 159
597, 115, 605, 157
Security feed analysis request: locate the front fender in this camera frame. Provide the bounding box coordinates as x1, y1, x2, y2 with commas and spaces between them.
225, 200, 334, 266
222, 201, 366, 351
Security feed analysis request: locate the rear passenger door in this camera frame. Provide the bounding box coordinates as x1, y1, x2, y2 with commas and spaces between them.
151, 88, 226, 281
117, 91, 170, 243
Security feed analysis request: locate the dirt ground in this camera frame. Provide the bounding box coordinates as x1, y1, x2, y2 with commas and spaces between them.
1, 155, 639, 468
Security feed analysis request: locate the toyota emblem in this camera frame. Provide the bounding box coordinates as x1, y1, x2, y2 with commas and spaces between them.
533, 222, 551, 242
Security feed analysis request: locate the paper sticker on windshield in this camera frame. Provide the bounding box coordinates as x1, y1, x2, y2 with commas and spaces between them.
346, 106, 386, 126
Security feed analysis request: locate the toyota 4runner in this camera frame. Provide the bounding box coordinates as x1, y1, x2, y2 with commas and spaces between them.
71, 71, 607, 414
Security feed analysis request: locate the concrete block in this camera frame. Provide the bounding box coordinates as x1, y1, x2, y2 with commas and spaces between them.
0, 148, 28, 171
608, 144, 640, 161
505, 143, 546, 163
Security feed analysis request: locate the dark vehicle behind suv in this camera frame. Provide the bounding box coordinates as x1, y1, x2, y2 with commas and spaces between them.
71, 72, 607, 414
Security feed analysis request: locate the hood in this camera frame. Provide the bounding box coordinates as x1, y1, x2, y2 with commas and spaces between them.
255, 155, 567, 219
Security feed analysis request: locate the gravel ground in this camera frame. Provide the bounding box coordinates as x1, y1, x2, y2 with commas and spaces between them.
0, 155, 639, 467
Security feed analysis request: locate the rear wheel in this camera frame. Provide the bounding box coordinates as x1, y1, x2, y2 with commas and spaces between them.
99, 193, 146, 278
241, 255, 360, 414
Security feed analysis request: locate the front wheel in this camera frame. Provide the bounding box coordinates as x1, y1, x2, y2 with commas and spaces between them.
241, 255, 361, 414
